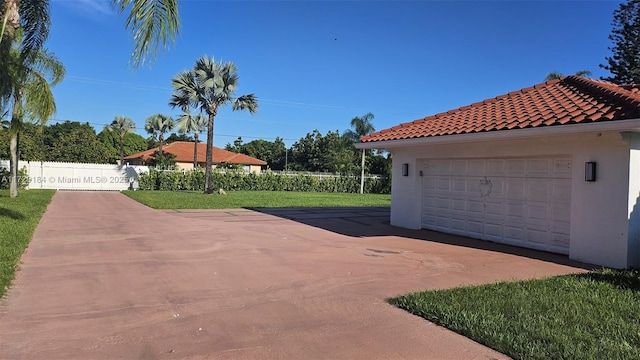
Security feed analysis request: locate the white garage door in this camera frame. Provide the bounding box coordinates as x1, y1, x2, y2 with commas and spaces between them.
421, 157, 572, 254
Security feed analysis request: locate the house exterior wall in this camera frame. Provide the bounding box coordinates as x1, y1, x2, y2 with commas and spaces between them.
176, 162, 195, 170
389, 131, 638, 268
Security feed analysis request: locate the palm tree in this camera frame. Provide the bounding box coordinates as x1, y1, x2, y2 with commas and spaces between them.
107, 116, 135, 164
170, 55, 258, 194
1, 0, 51, 115
144, 113, 174, 155
1, 0, 50, 54
5, 43, 64, 197
343, 112, 375, 194
176, 112, 207, 168
545, 70, 592, 81
2, 1, 179, 69
111, 0, 180, 67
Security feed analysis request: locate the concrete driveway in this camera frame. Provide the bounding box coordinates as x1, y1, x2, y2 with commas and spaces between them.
0, 192, 591, 359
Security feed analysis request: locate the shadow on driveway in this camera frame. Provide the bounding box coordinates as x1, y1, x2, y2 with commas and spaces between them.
251, 206, 595, 270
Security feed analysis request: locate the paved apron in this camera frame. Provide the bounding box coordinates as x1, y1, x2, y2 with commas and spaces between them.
0, 192, 591, 359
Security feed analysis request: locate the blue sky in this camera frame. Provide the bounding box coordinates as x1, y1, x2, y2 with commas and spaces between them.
47, 0, 619, 147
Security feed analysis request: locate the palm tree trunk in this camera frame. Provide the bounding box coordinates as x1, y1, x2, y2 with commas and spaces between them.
119, 134, 125, 165
9, 131, 18, 198
193, 133, 198, 168
204, 114, 215, 194
360, 148, 365, 194
9, 89, 21, 198
1, 0, 20, 40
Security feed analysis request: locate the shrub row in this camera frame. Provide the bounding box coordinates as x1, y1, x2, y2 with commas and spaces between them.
138, 169, 391, 194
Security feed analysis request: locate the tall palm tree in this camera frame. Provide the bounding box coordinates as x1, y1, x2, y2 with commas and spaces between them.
1, 0, 50, 54
111, 0, 180, 67
107, 116, 135, 164
170, 55, 258, 194
176, 112, 207, 168
2, 1, 179, 69
343, 112, 375, 194
1, 0, 51, 114
144, 113, 173, 155
5, 43, 64, 197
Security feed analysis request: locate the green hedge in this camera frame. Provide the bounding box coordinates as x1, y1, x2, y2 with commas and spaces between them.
138, 169, 390, 194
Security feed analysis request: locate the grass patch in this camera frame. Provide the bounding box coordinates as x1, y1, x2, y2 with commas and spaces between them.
0, 190, 56, 298
122, 190, 391, 209
389, 268, 640, 360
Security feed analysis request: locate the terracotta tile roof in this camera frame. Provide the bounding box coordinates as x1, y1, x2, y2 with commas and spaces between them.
124, 141, 267, 165
361, 76, 640, 143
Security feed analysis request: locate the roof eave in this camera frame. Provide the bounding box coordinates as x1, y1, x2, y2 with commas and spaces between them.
356, 118, 640, 150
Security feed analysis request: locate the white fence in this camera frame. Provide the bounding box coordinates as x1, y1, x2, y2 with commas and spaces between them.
0, 160, 149, 191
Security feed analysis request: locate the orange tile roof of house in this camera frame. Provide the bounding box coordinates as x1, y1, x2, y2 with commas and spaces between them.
361, 76, 640, 143
123, 141, 267, 165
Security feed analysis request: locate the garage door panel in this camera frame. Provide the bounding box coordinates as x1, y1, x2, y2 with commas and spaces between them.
552, 181, 572, 203
468, 200, 484, 213
506, 159, 527, 176
553, 159, 572, 178
451, 199, 466, 211
527, 180, 551, 201
527, 159, 551, 175
466, 221, 483, 237
526, 228, 550, 245
422, 157, 571, 254
504, 226, 525, 242
486, 159, 505, 175
423, 178, 437, 190
452, 160, 468, 175
468, 160, 486, 175
485, 201, 504, 216
506, 179, 526, 200
452, 179, 466, 192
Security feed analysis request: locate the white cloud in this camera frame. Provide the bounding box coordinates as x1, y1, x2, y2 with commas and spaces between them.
54, 0, 114, 18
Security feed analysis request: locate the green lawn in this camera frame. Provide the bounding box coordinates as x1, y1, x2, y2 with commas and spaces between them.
122, 190, 391, 209
0, 189, 56, 298
390, 268, 640, 360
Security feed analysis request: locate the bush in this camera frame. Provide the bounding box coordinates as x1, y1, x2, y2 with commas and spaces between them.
0, 166, 29, 190
137, 169, 391, 194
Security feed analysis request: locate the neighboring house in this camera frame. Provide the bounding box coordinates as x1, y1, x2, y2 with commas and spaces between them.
358, 76, 640, 269
124, 141, 267, 173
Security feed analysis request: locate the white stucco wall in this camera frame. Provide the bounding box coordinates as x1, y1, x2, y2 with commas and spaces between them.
388, 130, 638, 268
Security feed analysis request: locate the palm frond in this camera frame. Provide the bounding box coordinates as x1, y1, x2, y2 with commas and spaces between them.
233, 94, 258, 114
113, 0, 180, 67
108, 116, 135, 135
19, 0, 50, 57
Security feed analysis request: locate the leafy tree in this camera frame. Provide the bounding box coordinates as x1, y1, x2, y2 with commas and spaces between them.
170, 55, 258, 194
343, 112, 375, 193
144, 113, 174, 154
234, 137, 286, 170
545, 70, 592, 81
97, 128, 147, 164
165, 132, 194, 143
176, 112, 206, 167
3, 37, 64, 197
290, 129, 357, 174
43, 120, 84, 148
225, 136, 244, 153
48, 123, 110, 163
600, 0, 640, 84
107, 116, 135, 164
0, 121, 45, 161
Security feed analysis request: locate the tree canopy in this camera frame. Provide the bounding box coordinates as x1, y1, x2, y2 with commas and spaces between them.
600, 0, 640, 84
